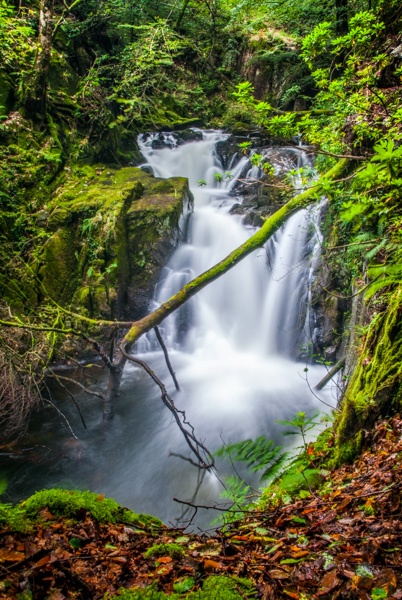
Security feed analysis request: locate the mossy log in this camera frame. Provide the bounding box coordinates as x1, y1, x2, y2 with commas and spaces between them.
102, 159, 348, 420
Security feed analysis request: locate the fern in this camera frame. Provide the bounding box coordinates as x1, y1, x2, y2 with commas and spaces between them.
365, 265, 402, 300
216, 436, 288, 482
364, 238, 387, 262
220, 476, 251, 506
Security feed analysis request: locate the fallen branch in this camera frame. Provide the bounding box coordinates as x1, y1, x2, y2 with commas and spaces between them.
315, 358, 346, 391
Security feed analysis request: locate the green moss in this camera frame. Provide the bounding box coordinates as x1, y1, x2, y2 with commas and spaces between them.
1, 489, 163, 533
0, 72, 13, 113
38, 165, 190, 318
107, 576, 255, 599
39, 228, 78, 303
334, 286, 402, 464
331, 430, 365, 466
144, 543, 185, 560
22, 489, 163, 529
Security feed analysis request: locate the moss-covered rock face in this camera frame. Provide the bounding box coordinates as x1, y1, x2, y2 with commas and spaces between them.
38, 165, 192, 320
334, 286, 402, 464
237, 28, 313, 107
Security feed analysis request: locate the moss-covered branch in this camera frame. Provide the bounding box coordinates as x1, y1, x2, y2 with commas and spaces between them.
102, 159, 348, 420
121, 159, 348, 349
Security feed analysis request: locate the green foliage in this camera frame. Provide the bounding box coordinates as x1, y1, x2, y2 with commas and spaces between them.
216, 411, 328, 521
216, 436, 287, 482
108, 576, 256, 599
276, 411, 320, 452
232, 83, 298, 138
232, 81, 255, 105
371, 588, 388, 600
266, 114, 297, 138
249, 153, 275, 175
219, 476, 252, 510
0, 476, 6, 496
0, 502, 27, 532
301, 21, 333, 69
111, 19, 190, 126
238, 141, 252, 153
213, 171, 233, 184
173, 577, 195, 593
0, 4, 35, 76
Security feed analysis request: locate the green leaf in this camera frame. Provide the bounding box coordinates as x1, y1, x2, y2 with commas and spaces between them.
290, 516, 307, 525
173, 577, 195, 593
280, 557, 307, 564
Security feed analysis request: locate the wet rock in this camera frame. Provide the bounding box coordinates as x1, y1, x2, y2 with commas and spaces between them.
325, 345, 338, 362
176, 129, 203, 143
141, 129, 203, 151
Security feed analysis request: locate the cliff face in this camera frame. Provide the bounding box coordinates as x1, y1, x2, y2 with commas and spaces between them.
236, 28, 314, 109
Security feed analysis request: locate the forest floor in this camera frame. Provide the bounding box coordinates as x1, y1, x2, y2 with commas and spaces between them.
1, 416, 401, 600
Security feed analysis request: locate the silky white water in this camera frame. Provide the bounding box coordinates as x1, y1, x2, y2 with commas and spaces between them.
3, 131, 336, 529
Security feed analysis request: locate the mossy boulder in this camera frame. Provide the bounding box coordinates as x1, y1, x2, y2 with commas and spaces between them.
39, 228, 78, 305
38, 165, 192, 320
1, 489, 163, 533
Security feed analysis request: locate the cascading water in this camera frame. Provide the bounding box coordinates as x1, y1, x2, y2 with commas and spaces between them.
139, 133, 322, 359
2, 131, 335, 529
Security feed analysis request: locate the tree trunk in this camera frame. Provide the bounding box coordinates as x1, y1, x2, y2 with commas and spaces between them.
175, 0, 192, 28
103, 159, 349, 420
25, 0, 54, 123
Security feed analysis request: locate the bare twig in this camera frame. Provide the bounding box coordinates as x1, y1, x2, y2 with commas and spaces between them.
42, 385, 78, 440
47, 371, 87, 430
154, 326, 180, 391
48, 371, 105, 402
121, 348, 214, 469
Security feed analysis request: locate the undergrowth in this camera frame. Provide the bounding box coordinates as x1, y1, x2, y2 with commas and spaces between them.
106, 576, 256, 600
215, 412, 336, 524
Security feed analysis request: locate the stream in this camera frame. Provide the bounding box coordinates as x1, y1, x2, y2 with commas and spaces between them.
1, 131, 336, 529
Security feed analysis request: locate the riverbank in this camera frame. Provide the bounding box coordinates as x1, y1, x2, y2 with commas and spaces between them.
1, 415, 401, 599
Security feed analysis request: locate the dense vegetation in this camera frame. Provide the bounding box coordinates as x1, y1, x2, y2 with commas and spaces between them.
1, 2, 402, 588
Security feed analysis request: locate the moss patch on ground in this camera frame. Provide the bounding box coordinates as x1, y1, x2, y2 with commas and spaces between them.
109, 576, 255, 599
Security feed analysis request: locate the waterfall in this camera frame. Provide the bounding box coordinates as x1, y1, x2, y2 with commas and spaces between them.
3, 131, 335, 530
138, 131, 322, 359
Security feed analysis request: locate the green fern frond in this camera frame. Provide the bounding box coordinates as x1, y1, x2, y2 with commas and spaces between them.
260, 452, 290, 482
220, 476, 251, 505
216, 436, 285, 477
364, 239, 387, 261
